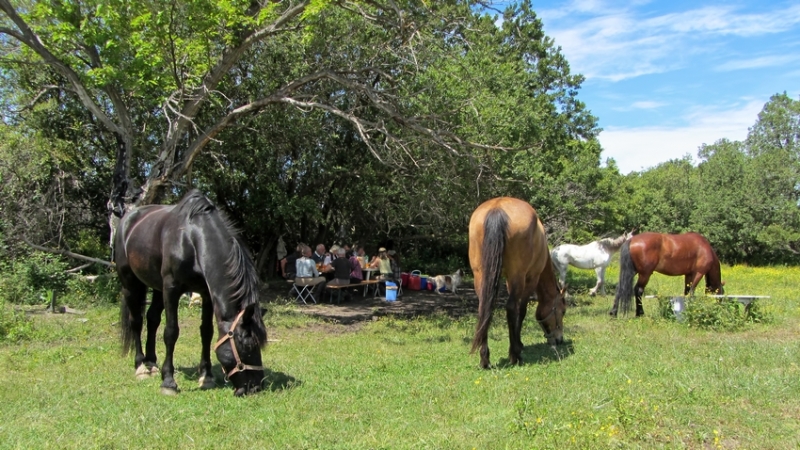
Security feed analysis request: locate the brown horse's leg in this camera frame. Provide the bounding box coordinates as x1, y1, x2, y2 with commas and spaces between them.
634, 272, 651, 317
142, 290, 164, 375
198, 293, 216, 389
687, 272, 704, 296
159, 284, 181, 395
683, 274, 693, 296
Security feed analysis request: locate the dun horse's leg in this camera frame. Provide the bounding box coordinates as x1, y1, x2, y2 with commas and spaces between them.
142, 290, 164, 376
198, 294, 215, 390
159, 286, 181, 395
505, 295, 523, 365
473, 273, 491, 369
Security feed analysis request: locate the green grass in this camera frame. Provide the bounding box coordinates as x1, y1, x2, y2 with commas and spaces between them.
1, 265, 799, 449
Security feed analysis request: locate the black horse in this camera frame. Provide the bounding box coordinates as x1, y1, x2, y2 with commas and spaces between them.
115, 190, 267, 396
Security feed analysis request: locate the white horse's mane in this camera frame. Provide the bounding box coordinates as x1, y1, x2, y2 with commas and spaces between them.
597, 233, 629, 251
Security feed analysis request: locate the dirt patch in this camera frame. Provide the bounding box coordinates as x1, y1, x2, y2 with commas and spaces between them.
263, 281, 480, 324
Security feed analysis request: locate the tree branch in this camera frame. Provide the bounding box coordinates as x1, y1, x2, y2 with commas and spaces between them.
0, 0, 125, 137
23, 238, 115, 267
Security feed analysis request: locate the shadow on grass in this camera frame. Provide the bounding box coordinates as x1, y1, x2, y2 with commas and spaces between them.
177, 364, 299, 392
495, 340, 576, 367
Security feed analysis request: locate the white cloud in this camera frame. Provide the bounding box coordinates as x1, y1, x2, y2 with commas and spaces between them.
600, 100, 764, 173
539, 3, 800, 81
717, 54, 800, 71
630, 101, 664, 109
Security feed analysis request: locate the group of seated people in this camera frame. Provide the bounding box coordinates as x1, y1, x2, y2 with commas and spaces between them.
280, 242, 401, 302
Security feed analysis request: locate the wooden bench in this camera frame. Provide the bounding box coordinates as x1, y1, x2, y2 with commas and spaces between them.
326, 279, 381, 304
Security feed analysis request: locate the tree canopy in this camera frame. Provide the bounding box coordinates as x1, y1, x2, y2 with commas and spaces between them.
1, 1, 798, 277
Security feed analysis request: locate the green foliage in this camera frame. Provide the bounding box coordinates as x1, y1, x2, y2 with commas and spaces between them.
0, 252, 68, 305
61, 274, 120, 307
681, 297, 772, 331
0, 298, 34, 342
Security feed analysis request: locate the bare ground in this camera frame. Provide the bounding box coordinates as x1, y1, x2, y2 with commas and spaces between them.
264, 281, 479, 325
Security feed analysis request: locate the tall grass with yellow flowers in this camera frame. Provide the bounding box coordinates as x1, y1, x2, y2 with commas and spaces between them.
0, 265, 798, 449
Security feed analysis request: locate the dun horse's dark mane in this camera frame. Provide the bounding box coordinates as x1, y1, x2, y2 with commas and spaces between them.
175, 190, 260, 311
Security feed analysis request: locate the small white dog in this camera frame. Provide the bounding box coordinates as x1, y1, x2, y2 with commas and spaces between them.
431, 269, 463, 295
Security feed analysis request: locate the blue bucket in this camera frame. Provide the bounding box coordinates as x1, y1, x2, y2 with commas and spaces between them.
386, 281, 398, 301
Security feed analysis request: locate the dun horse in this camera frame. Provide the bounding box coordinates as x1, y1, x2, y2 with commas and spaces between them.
551, 230, 634, 296
610, 232, 725, 317
469, 197, 567, 369
115, 190, 267, 396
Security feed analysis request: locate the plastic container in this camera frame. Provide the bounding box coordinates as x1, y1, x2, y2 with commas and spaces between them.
386, 282, 398, 301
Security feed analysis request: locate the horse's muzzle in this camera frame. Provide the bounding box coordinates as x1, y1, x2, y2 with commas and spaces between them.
234, 384, 262, 397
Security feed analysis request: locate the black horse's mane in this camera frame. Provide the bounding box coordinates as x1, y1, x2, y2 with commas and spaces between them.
174, 190, 261, 312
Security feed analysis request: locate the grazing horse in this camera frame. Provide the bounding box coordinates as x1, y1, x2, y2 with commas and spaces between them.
469, 197, 567, 369
551, 230, 634, 296
610, 232, 725, 317
115, 190, 267, 396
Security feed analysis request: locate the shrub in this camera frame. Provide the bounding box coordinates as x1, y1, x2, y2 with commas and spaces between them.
0, 298, 34, 342
0, 253, 68, 305
61, 272, 120, 307
682, 296, 771, 331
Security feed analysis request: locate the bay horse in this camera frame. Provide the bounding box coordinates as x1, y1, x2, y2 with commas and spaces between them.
115, 190, 267, 396
610, 232, 725, 317
551, 230, 634, 296
469, 197, 567, 369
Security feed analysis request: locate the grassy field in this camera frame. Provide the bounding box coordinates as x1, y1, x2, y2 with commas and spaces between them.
1, 265, 799, 449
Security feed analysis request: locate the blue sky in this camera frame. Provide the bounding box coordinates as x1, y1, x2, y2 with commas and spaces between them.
511, 0, 800, 173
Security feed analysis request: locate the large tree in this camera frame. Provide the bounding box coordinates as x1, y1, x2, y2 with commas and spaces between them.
1, 1, 607, 276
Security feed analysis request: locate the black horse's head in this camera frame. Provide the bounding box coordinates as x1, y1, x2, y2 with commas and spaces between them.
214, 303, 268, 396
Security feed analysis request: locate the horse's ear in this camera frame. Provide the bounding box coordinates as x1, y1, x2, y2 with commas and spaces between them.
243, 303, 259, 321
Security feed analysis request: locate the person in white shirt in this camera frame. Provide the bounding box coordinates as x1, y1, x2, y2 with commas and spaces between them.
295, 245, 326, 300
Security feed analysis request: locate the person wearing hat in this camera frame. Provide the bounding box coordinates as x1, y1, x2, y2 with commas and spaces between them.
370, 247, 394, 281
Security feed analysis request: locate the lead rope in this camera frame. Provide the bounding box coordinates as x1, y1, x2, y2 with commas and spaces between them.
213, 309, 264, 380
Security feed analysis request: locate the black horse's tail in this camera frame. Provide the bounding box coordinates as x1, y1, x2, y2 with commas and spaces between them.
120, 296, 135, 356
614, 240, 636, 315
471, 209, 508, 353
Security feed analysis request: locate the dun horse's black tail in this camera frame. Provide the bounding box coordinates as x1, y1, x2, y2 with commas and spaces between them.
614, 240, 636, 314
120, 297, 135, 356
471, 209, 508, 353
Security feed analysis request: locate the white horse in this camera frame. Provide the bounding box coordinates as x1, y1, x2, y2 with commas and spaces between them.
551, 231, 634, 296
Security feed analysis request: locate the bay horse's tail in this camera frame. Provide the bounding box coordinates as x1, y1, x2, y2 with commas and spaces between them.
120, 296, 135, 355
614, 240, 636, 315
471, 208, 508, 353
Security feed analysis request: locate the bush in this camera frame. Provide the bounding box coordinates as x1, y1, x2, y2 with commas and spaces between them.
0, 253, 68, 305
680, 296, 772, 331
61, 272, 120, 307
0, 298, 34, 342
0, 251, 118, 308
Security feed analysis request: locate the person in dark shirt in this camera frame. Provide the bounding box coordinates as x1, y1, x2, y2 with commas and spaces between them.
281, 243, 303, 279
327, 247, 352, 302
328, 247, 351, 285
